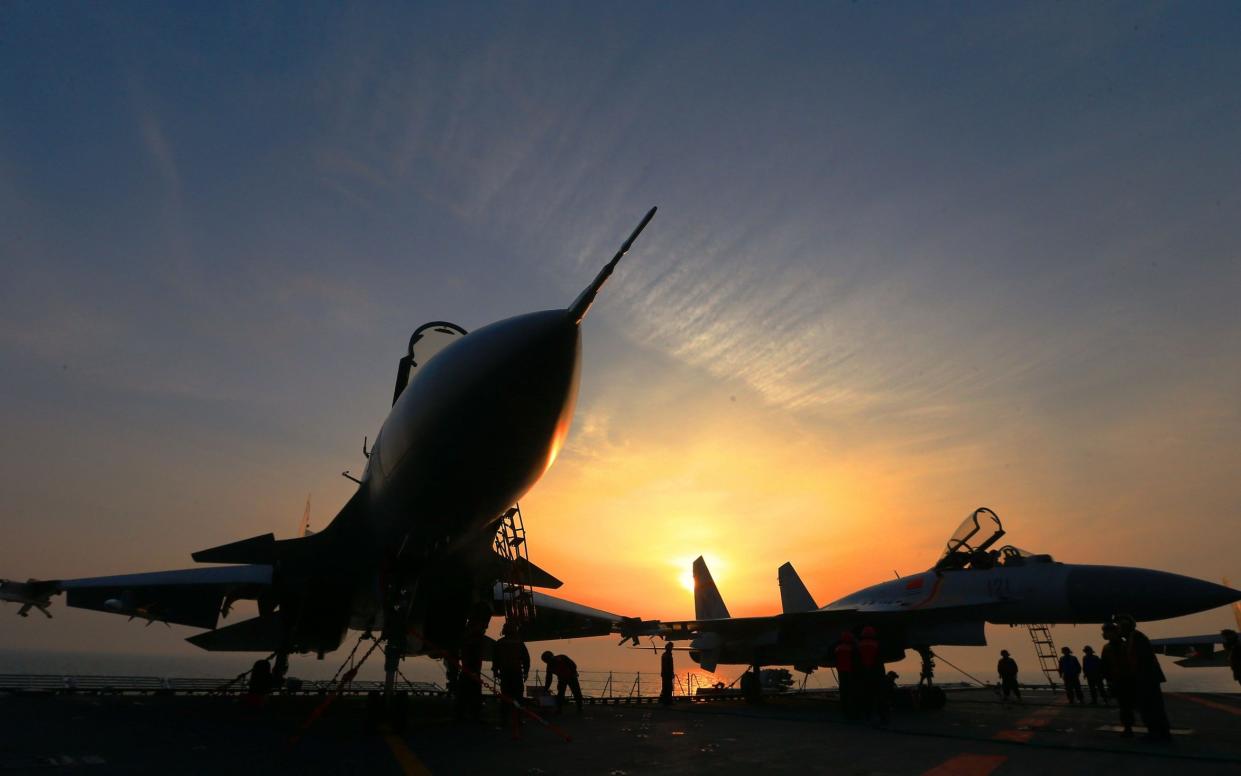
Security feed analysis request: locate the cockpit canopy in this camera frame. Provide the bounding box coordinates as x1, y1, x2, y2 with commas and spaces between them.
934, 508, 1054, 570
935, 507, 1005, 570
940, 508, 1003, 558
391, 321, 469, 405
996, 545, 1055, 567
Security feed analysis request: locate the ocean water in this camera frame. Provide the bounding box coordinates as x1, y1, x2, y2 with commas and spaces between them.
1, 646, 1235, 694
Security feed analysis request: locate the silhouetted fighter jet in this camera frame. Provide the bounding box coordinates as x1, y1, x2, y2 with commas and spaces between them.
656, 508, 1240, 690
2, 208, 659, 692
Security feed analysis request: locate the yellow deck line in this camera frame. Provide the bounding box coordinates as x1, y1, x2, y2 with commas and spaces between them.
383, 733, 433, 776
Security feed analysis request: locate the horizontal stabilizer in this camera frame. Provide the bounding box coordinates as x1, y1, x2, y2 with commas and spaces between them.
1149, 633, 1229, 666
192, 534, 276, 564
693, 557, 730, 621
778, 562, 818, 613
187, 612, 285, 652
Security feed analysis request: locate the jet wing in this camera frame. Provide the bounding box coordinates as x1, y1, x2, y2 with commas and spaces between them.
6, 566, 273, 630
514, 588, 635, 642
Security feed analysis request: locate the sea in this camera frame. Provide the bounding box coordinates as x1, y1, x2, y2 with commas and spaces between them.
1, 645, 1236, 694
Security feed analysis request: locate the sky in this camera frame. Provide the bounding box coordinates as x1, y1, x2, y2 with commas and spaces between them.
2, 2, 1240, 686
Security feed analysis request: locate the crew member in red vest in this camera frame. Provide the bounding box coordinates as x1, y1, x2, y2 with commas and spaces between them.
834, 631, 859, 720
857, 625, 888, 723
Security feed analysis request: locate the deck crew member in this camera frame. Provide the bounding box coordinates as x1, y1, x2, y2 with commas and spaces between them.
246, 658, 272, 708
996, 650, 1021, 704
1058, 646, 1084, 704
455, 607, 489, 721
1118, 615, 1172, 741
1081, 645, 1108, 705
660, 642, 675, 706
834, 631, 859, 720
492, 621, 530, 735
1101, 620, 1136, 736
857, 626, 888, 723
541, 651, 583, 714
1223, 629, 1241, 689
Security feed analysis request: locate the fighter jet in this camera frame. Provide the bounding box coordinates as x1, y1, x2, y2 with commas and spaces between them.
659, 507, 1241, 688
2, 207, 659, 692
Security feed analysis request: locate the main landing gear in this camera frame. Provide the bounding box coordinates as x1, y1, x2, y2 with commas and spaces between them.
914, 645, 947, 710
916, 645, 935, 687
381, 577, 419, 707
740, 664, 763, 704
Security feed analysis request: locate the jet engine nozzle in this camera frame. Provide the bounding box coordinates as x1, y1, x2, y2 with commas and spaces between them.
1066, 565, 1241, 623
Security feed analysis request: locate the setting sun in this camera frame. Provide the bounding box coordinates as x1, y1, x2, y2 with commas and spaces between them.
679, 570, 695, 593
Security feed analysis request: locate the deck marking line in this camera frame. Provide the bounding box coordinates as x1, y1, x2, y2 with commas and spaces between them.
1174, 693, 1241, 717
383, 734, 433, 776
920, 753, 1008, 776
997, 700, 1062, 741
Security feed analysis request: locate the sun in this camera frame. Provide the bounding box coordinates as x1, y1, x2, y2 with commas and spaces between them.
679, 570, 696, 593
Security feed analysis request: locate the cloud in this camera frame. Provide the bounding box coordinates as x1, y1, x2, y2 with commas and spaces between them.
139, 109, 180, 194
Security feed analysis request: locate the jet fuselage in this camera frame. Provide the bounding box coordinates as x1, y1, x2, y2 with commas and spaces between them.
681, 555, 1241, 672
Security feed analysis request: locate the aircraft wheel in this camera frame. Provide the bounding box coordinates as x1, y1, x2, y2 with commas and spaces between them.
918, 685, 946, 710
741, 667, 762, 705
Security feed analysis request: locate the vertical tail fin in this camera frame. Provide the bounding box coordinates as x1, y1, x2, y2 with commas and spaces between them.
778, 562, 818, 613
693, 556, 731, 620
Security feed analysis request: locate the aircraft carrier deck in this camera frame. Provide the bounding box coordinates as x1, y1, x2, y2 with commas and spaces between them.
3, 685, 1240, 774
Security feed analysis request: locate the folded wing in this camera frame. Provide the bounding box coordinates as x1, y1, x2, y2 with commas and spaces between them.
46, 565, 271, 630
506, 587, 630, 642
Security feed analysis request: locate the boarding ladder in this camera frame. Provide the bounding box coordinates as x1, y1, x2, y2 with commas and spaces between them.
1026, 623, 1060, 688
493, 504, 537, 627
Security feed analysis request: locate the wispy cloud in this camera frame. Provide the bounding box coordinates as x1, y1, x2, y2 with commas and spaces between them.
138, 108, 180, 195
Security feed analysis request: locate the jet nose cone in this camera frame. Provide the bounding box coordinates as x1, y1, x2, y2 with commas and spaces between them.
378, 308, 583, 501
1067, 565, 1241, 622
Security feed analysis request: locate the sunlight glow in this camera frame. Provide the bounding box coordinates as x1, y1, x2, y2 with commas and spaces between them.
679, 570, 695, 593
